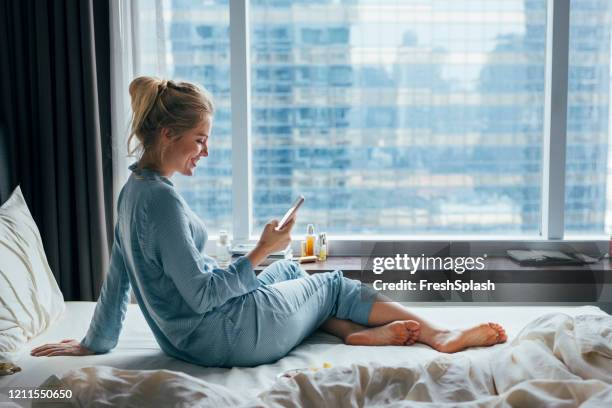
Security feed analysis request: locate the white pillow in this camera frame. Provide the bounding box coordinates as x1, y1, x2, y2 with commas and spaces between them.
0, 186, 65, 358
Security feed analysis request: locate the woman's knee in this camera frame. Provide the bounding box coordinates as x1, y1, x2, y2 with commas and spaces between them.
277, 259, 307, 279
305, 270, 344, 300
315, 271, 373, 324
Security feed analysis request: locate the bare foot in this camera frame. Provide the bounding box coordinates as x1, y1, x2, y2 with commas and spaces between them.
426, 322, 507, 353
345, 320, 420, 346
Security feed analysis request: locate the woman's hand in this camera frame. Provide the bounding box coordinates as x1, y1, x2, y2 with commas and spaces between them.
248, 218, 295, 266
258, 218, 295, 253
30, 339, 93, 357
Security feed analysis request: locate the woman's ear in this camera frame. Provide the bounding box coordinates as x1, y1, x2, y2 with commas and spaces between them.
160, 127, 172, 142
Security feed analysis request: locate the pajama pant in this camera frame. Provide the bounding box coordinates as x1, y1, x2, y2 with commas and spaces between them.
219, 260, 376, 367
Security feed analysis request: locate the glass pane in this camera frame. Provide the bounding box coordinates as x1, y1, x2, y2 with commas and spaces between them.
134, 0, 232, 235
251, 0, 546, 236
566, 0, 612, 235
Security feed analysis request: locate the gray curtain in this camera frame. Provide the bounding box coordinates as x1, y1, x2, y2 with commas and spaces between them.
0, 0, 113, 301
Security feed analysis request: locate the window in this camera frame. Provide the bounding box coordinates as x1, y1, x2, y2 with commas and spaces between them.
250, 0, 546, 235
120, 0, 610, 243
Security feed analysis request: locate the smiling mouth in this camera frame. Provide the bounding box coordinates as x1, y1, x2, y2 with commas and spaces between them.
190, 158, 198, 167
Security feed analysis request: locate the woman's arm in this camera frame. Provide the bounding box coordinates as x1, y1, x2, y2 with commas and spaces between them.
148, 189, 263, 314
79, 234, 131, 353
80, 224, 131, 353
31, 224, 131, 357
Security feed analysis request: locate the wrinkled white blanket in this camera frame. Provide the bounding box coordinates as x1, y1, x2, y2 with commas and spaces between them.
29, 313, 612, 407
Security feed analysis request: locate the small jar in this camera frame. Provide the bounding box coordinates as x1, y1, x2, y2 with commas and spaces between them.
305, 224, 316, 256
318, 232, 328, 262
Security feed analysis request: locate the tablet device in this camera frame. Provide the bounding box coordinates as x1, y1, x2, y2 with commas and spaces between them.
276, 195, 304, 230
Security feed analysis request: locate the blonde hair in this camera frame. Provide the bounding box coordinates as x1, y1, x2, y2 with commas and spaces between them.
127, 76, 214, 167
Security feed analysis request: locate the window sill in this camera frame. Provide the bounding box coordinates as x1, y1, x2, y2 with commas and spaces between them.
225, 238, 608, 257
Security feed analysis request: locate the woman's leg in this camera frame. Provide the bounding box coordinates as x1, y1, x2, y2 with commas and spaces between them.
261, 262, 420, 345
225, 271, 385, 366
256, 262, 505, 352
321, 298, 507, 351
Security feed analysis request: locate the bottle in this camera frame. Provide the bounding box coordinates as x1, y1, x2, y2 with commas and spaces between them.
305, 224, 316, 256
318, 232, 328, 262
216, 230, 231, 268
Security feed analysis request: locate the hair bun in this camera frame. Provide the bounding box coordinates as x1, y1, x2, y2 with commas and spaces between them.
158, 79, 169, 94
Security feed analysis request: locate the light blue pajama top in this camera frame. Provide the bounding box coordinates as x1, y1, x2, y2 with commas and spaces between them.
82, 163, 374, 367
81, 164, 261, 363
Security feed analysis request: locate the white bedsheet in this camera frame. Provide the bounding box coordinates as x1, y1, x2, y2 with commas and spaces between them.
254, 313, 612, 407
0, 302, 608, 399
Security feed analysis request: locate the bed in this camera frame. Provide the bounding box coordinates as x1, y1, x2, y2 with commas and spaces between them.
1, 301, 609, 407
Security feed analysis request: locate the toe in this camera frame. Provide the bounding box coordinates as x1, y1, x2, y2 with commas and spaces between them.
490, 324, 508, 344
489, 323, 505, 335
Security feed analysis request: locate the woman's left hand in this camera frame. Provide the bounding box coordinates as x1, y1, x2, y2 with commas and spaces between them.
30, 339, 93, 357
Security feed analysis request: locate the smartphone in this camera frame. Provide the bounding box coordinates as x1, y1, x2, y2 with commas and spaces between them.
276, 195, 305, 231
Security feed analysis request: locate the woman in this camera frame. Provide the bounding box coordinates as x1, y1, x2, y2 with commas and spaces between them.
31, 77, 507, 367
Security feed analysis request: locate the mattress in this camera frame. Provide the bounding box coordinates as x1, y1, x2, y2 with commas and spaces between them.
2, 302, 608, 398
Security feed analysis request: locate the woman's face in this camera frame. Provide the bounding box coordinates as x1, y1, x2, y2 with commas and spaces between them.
160, 118, 212, 177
